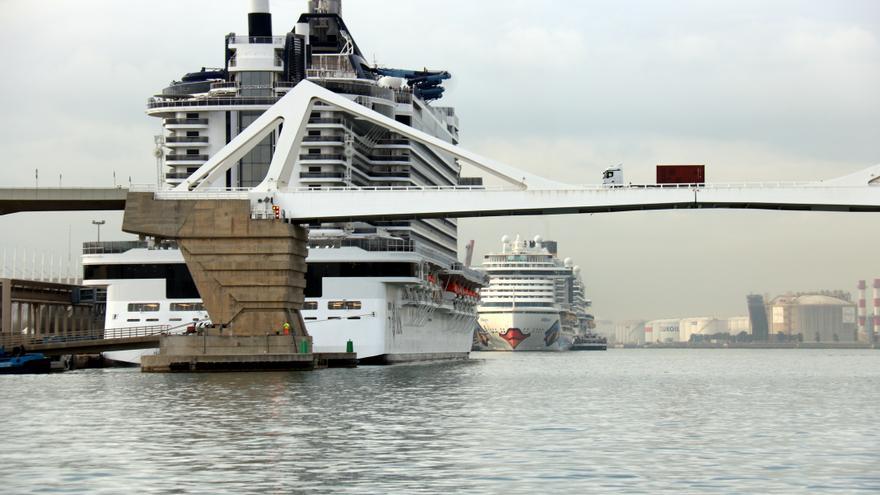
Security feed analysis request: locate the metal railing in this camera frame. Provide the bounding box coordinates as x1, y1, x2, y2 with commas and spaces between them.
0, 325, 170, 349
308, 118, 344, 125
166, 154, 209, 161
227, 35, 286, 45
150, 97, 279, 109
299, 172, 344, 179
82, 240, 150, 255
164, 118, 209, 125
165, 136, 209, 143
302, 135, 343, 143
209, 81, 239, 90
368, 155, 410, 162
299, 154, 345, 161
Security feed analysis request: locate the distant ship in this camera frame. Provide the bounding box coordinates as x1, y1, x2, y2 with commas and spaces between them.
83, 0, 485, 365
473, 235, 594, 351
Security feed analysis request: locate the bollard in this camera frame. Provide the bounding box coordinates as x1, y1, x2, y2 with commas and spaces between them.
346, 340, 354, 353
299, 340, 309, 354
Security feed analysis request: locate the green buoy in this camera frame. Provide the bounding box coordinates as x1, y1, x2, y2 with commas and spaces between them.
346, 340, 354, 353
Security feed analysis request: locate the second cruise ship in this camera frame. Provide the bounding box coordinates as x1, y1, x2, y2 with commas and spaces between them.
474, 235, 594, 351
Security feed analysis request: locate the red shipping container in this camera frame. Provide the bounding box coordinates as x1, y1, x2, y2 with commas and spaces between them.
656, 165, 705, 184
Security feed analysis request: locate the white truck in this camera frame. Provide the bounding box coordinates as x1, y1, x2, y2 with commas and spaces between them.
602, 165, 624, 186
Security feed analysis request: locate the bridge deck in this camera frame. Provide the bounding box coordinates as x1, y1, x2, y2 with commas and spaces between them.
0, 187, 128, 215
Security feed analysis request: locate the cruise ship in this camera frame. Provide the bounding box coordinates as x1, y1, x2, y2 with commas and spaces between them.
83, 0, 486, 364
473, 235, 594, 351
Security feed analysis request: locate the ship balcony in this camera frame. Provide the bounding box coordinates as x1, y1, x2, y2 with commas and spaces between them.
149, 98, 279, 114
165, 154, 208, 165
298, 154, 345, 163
367, 155, 410, 164
299, 172, 345, 182
164, 136, 209, 148
165, 172, 192, 180
375, 138, 411, 148
307, 118, 346, 128
302, 135, 344, 145
360, 169, 411, 180
164, 118, 209, 129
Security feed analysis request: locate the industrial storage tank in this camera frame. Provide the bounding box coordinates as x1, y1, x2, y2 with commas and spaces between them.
645, 319, 680, 343
726, 316, 751, 335
767, 293, 857, 342
679, 317, 727, 342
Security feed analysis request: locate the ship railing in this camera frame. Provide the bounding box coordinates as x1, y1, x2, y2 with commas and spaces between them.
226, 35, 286, 46
0, 324, 171, 348
82, 240, 150, 255
289, 181, 869, 192
82, 240, 178, 255
148, 96, 281, 109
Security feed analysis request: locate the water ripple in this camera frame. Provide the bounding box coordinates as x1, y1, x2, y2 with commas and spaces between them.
1, 349, 879, 493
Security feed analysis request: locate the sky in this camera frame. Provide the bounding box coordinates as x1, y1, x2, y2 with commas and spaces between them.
0, 0, 878, 321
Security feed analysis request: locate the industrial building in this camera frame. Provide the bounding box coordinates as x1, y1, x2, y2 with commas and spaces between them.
645, 316, 750, 344
766, 291, 857, 342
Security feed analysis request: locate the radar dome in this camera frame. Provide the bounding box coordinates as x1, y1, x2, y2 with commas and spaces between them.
501, 235, 510, 243
573, 265, 581, 274
564, 257, 573, 267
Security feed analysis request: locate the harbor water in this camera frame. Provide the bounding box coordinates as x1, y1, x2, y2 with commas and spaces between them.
1, 349, 879, 493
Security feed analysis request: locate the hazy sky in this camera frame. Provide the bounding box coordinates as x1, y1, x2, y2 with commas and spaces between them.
0, 0, 878, 320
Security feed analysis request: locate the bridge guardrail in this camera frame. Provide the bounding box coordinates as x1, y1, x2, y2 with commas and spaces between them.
0, 325, 170, 349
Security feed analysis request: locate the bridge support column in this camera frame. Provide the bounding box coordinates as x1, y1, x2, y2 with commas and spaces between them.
122, 193, 314, 372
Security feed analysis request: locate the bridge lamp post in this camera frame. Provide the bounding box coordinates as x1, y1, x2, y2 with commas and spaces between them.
91, 220, 106, 243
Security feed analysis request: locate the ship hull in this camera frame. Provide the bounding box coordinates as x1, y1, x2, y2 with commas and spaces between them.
476, 310, 573, 351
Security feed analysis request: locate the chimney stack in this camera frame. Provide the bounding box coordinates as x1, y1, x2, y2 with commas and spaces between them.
858, 280, 867, 341
873, 279, 880, 343
248, 0, 272, 37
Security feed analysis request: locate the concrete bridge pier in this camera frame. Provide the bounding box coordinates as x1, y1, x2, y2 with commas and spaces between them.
122, 192, 317, 372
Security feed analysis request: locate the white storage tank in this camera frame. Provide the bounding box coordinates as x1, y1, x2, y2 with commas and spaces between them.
645, 318, 680, 343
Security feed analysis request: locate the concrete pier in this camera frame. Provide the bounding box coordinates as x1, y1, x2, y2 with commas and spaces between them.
123, 192, 326, 372
140, 335, 357, 372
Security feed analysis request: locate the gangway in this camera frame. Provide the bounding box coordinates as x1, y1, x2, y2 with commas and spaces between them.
0, 325, 167, 357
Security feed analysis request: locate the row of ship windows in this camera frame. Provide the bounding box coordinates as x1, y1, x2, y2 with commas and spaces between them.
127, 302, 206, 312
302, 301, 363, 310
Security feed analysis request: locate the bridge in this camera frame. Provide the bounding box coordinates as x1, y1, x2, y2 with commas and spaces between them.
0, 187, 127, 215
1, 80, 877, 371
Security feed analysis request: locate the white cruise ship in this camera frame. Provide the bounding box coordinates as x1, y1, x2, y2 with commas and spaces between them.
473, 235, 594, 351
84, 0, 486, 365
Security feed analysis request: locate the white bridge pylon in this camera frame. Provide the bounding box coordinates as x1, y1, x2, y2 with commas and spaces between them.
177, 80, 566, 193
173, 80, 880, 221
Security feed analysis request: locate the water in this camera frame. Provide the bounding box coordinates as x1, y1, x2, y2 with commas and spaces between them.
1, 349, 879, 494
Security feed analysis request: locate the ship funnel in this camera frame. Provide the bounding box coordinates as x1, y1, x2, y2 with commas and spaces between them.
248, 0, 272, 37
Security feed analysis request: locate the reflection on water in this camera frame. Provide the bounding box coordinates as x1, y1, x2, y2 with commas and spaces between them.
1, 350, 879, 493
